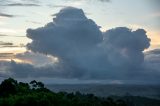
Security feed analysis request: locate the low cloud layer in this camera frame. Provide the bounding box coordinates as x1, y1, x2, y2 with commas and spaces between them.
144, 49, 160, 72
0, 7, 159, 84
15, 52, 57, 66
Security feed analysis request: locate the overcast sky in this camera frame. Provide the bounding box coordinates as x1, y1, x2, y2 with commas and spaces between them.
0, 0, 160, 84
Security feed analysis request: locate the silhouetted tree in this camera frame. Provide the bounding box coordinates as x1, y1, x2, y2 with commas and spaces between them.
0, 78, 18, 97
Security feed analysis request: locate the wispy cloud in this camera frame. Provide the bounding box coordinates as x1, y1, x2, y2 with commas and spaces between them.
0, 41, 13, 46
0, 53, 14, 59
47, 4, 67, 8
13, 36, 26, 38
0, 41, 25, 48
25, 20, 42, 24
21, 0, 41, 3
63, 0, 111, 2
0, 34, 8, 36
0, 45, 21, 48
99, 0, 110, 2
2, 3, 40, 7
0, 33, 26, 37
0, 13, 15, 18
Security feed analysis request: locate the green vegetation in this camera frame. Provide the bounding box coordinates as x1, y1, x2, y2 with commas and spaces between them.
0, 78, 160, 106
0, 78, 126, 106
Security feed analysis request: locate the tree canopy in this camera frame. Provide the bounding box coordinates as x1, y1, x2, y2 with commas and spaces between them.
0, 78, 159, 106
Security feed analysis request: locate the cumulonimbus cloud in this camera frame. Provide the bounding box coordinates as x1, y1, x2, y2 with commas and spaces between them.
26, 7, 152, 80
0, 7, 159, 84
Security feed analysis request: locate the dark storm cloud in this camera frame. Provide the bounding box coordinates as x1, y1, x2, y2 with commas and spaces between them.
25, 7, 154, 81
142, 49, 160, 83
27, 7, 103, 57
145, 49, 160, 55
0, 60, 74, 78
103, 27, 150, 67
1, 7, 159, 84
144, 49, 160, 66
103, 27, 150, 51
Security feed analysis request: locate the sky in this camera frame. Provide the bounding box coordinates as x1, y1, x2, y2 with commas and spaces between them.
0, 0, 160, 84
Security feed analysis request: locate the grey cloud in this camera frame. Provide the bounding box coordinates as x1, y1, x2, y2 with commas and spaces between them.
25, 20, 42, 24
142, 49, 160, 83
0, 34, 25, 37
0, 45, 20, 48
0, 53, 14, 59
0, 41, 24, 48
144, 49, 160, 68
0, 34, 8, 36
11, 36, 26, 38
102, 27, 150, 67
27, 7, 104, 79
25, 7, 155, 82
145, 49, 160, 55
0, 12, 15, 18
0, 0, 41, 7
99, 0, 110, 2
15, 51, 57, 66
0, 7, 159, 84
21, 0, 40, 3
103, 27, 150, 51
3, 3, 40, 7
0, 41, 13, 46
0, 0, 9, 4
0, 61, 12, 77
48, 5, 67, 9
0, 60, 72, 79
27, 7, 102, 57
63, 0, 111, 2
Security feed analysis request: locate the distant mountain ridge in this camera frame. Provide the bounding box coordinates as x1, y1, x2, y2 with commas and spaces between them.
47, 84, 160, 99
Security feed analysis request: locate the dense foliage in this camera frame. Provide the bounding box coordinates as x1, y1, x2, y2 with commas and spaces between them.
0, 78, 160, 106
0, 78, 126, 106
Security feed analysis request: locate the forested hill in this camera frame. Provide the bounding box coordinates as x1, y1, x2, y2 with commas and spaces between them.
0, 78, 160, 106
46, 84, 160, 99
